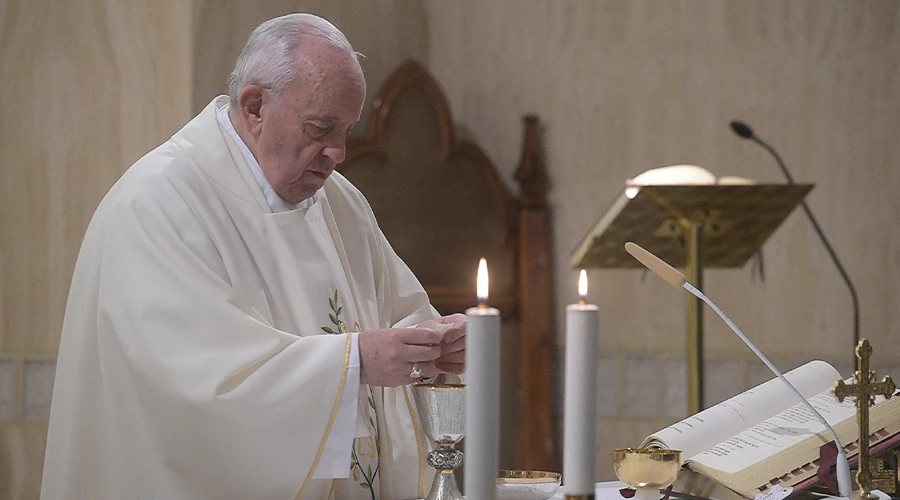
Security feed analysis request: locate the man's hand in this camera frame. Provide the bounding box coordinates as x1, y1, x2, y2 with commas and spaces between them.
358, 328, 443, 387
416, 314, 466, 375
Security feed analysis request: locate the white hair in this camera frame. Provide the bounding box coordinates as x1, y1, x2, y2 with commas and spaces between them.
227, 13, 356, 111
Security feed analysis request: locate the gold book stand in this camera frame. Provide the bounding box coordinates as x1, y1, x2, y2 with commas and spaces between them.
572, 183, 812, 414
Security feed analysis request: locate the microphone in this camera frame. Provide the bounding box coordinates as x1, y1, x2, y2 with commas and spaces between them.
730, 121, 753, 139
625, 241, 853, 498
729, 120, 859, 362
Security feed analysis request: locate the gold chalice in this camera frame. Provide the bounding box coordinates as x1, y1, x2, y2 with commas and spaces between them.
412, 383, 466, 500
613, 448, 683, 500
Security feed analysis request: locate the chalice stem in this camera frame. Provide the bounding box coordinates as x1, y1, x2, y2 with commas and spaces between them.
425, 470, 464, 500
634, 487, 662, 500
425, 445, 464, 500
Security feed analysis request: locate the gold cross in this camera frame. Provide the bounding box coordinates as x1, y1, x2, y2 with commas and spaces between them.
833, 339, 896, 500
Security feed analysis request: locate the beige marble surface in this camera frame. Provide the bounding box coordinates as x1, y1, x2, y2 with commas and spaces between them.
0, 0, 195, 496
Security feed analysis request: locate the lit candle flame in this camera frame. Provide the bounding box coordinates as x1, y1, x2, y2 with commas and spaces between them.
578, 269, 588, 303
477, 258, 489, 305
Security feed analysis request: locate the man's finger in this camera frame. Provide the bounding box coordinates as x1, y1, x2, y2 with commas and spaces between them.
410, 362, 440, 381
399, 327, 443, 345
441, 326, 466, 345
440, 336, 465, 354
403, 343, 442, 362
436, 350, 465, 365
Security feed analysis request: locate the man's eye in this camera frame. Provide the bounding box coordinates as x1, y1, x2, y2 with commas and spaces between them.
303, 123, 331, 139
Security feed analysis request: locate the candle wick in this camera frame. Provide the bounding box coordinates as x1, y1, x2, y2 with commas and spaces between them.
477, 301, 489, 309
578, 298, 587, 305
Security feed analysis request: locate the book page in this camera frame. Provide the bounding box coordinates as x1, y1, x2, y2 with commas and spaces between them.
640, 360, 841, 458
628, 164, 716, 186
688, 389, 856, 474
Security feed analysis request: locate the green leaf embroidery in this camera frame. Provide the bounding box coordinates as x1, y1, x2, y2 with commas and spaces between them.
326, 289, 379, 498
324, 289, 345, 333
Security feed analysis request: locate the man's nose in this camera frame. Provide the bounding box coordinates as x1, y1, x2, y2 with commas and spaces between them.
321, 134, 346, 164
322, 145, 346, 164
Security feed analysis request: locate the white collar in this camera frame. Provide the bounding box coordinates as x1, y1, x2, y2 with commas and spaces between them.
215, 102, 314, 212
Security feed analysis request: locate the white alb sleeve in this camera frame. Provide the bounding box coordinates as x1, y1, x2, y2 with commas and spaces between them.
312, 332, 361, 478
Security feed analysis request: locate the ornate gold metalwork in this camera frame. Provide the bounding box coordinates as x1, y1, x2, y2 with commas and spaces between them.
833, 339, 896, 500
685, 218, 703, 414
869, 457, 896, 495
895, 450, 900, 493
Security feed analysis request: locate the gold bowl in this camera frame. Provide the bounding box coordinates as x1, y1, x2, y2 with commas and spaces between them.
612, 448, 682, 489
496, 470, 561, 500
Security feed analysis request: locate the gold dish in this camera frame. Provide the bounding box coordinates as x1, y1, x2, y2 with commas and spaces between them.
496, 470, 561, 500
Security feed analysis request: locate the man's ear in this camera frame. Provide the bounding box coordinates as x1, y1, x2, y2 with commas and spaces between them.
239, 85, 265, 138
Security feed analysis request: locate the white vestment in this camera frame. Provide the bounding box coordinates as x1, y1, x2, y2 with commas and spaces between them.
42, 97, 437, 500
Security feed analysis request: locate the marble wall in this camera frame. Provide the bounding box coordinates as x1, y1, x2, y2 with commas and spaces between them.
0, 1, 194, 497
422, 0, 900, 478
0, 1, 425, 498
3, 0, 900, 496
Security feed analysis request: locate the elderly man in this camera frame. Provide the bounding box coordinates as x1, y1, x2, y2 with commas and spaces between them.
41, 13, 465, 500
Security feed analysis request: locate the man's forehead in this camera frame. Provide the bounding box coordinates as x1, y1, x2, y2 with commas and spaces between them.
292, 50, 364, 89
293, 81, 365, 125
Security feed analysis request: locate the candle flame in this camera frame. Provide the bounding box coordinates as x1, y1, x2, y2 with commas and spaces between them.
477, 258, 489, 304
578, 269, 588, 301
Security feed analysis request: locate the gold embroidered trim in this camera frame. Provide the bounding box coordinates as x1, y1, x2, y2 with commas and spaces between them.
402, 385, 427, 498
296, 333, 354, 498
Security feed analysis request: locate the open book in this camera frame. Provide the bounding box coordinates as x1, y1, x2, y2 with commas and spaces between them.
640, 360, 900, 499
627, 164, 755, 190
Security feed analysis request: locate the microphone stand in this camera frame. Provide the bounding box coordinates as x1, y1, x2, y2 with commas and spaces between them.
625, 242, 853, 498
732, 122, 860, 367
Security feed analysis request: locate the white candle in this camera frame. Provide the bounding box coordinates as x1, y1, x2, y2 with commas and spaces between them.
563, 269, 599, 495
464, 258, 500, 500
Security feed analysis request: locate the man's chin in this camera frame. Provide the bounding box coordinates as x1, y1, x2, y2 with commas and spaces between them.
284, 178, 328, 204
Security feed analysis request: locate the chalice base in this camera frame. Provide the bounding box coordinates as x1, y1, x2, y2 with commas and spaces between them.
633, 487, 663, 500
425, 470, 464, 500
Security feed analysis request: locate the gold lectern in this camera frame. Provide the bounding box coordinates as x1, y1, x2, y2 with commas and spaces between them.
571, 184, 812, 414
